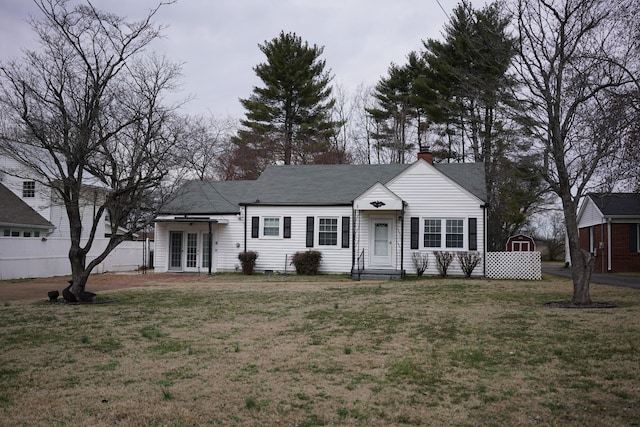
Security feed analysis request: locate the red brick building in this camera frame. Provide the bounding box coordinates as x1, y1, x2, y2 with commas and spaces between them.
576, 193, 640, 273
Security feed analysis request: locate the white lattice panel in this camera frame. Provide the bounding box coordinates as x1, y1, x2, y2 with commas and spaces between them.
486, 251, 542, 280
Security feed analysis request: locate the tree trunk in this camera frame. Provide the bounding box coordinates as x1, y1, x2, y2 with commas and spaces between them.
66, 192, 90, 299
572, 249, 595, 305
69, 251, 89, 297
562, 197, 593, 305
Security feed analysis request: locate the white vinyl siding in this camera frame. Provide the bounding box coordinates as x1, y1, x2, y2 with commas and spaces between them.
243, 206, 352, 274
154, 215, 241, 273
387, 161, 485, 277
577, 197, 605, 228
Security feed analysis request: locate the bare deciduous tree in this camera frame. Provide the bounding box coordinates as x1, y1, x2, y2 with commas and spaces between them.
0, 0, 182, 299
513, 0, 639, 304
175, 114, 238, 180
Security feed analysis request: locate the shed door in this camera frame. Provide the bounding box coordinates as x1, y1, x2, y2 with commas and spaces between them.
513, 241, 530, 251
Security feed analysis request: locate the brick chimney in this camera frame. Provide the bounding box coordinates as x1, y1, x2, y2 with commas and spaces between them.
417, 149, 433, 165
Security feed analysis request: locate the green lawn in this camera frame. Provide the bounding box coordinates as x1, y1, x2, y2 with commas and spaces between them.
1, 274, 639, 426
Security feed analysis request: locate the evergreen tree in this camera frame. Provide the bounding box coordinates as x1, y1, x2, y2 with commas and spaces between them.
234, 31, 340, 176
367, 52, 428, 164
418, 0, 544, 251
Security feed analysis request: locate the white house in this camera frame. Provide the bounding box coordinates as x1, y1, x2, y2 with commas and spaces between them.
0, 155, 151, 280
154, 152, 488, 278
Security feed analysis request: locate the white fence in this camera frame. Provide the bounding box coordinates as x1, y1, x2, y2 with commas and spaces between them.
0, 237, 153, 280
485, 251, 542, 280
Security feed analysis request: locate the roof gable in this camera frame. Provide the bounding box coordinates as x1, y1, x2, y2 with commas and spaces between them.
0, 182, 53, 229
588, 193, 640, 217
354, 182, 403, 210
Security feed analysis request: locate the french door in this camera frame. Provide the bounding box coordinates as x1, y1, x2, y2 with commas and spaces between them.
168, 230, 215, 272
185, 232, 199, 271
169, 231, 183, 270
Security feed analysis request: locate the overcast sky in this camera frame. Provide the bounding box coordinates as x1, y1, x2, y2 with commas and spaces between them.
0, 0, 488, 118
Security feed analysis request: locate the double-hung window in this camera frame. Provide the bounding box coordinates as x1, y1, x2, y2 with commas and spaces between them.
445, 219, 464, 248
318, 218, 338, 246
23, 181, 35, 198
422, 218, 464, 249
262, 217, 280, 237
251, 216, 291, 239
424, 219, 441, 248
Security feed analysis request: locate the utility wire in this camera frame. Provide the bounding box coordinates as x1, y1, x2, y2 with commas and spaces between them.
435, 0, 450, 20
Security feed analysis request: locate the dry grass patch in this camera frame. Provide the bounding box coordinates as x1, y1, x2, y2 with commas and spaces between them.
1, 274, 639, 426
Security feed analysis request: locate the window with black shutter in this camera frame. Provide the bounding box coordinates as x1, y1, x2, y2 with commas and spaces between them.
306, 217, 314, 247
410, 217, 419, 249
283, 217, 291, 238
468, 218, 477, 250
251, 217, 259, 238
342, 216, 350, 248
630, 224, 638, 252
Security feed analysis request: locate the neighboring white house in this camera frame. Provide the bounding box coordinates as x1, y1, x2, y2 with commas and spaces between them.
0, 155, 151, 280
154, 152, 488, 278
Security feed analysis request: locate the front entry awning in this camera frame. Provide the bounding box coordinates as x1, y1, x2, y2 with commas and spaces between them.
354, 182, 404, 211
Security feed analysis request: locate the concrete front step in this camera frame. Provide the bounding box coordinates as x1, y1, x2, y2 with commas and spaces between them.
351, 269, 403, 280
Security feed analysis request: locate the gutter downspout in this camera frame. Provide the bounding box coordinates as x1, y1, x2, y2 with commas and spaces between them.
351, 203, 356, 275
400, 202, 406, 278
607, 218, 612, 272
208, 221, 213, 275
243, 205, 247, 253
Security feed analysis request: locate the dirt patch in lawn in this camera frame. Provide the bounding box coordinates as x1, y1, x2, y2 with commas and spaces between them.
0, 271, 195, 303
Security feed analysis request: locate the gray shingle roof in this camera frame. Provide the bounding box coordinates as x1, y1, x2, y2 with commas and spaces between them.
247, 164, 412, 205
435, 163, 487, 202
160, 180, 255, 215
0, 182, 54, 229
590, 193, 640, 216
160, 162, 487, 215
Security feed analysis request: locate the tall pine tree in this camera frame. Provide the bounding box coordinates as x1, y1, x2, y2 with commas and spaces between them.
234, 32, 341, 177
418, 1, 544, 251
366, 53, 428, 164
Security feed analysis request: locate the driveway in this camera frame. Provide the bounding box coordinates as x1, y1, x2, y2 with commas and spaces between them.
542, 263, 640, 290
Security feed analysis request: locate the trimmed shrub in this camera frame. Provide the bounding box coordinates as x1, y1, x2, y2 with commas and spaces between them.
238, 251, 258, 275
290, 250, 322, 275
457, 251, 482, 278
434, 251, 454, 277
411, 252, 429, 277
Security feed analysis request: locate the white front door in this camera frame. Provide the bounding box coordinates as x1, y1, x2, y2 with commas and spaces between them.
370, 219, 393, 267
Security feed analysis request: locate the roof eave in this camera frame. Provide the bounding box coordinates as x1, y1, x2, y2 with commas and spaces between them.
240, 202, 353, 207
